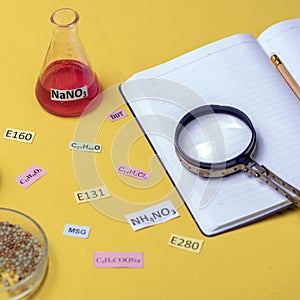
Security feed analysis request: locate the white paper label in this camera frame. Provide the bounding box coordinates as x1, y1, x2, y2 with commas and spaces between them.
4, 128, 36, 143
125, 200, 179, 231
69, 141, 102, 153
168, 234, 203, 253
74, 185, 111, 203
51, 86, 88, 101
63, 223, 91, 239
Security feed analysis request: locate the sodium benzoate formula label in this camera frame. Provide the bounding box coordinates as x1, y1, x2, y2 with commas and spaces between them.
94, 252, 144, 268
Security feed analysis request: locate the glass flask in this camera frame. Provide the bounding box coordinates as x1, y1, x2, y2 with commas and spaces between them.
35, 8, 101, 116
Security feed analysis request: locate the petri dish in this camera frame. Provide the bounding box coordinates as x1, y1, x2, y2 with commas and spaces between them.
0, 208, 48, 300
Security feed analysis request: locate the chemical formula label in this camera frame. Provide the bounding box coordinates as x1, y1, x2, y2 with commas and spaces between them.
15, 164, 47, 188
125, 200, 179, 231
94, 252, 143, 268
116, 164, 151, 181
51, 86, 88, 101
69, 141, 102, 153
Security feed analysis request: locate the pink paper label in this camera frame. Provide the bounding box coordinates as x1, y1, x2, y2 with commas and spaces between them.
107, 109, 128, 122
116, 164, 151, 181
15, 164, 47, 188
94, 252, 144, 268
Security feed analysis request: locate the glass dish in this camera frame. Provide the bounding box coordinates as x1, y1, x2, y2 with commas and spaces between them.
0, 208, 48, 299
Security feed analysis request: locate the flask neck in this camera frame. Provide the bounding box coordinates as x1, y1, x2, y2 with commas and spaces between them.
51, 8, 79, 29
51, 24, 79, 44
42, 8, 91, 70
51, 7, 78, 40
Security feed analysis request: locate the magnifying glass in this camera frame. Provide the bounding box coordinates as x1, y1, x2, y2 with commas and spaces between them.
174, 105, 300, 207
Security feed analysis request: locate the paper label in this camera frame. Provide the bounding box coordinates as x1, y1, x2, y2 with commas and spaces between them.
69, 141, 102, 153
94, 252, 143, 268
74, 185, 111, 203
116, 164, 151, 181
51, 86, 88, 101
14, 164, 47, 188
63, 223, 91, 239
168, 234, 203, 253
4, 128, 36, 143
125, 200, 179, 231
107, 109, 128, 122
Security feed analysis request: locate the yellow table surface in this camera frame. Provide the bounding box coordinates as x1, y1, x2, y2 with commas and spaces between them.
1, 0, 300, 299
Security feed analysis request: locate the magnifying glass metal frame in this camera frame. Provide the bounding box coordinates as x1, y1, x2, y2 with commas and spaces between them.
174, 105, 300, 207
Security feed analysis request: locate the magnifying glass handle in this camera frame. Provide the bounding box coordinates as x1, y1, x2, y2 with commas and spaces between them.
243, 158, 300, 207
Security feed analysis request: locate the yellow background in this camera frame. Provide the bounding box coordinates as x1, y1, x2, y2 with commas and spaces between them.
1, 0, 300, 299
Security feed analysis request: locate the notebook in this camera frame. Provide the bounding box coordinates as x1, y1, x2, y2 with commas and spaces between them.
120, 18, 300, 236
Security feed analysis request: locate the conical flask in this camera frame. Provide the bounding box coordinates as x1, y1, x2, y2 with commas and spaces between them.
35, 8, 101, 116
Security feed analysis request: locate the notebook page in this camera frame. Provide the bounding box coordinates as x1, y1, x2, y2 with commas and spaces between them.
258, 18, 300, 84
121, 34, 300, 235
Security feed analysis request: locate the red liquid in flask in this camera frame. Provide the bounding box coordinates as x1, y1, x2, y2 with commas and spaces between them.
35, 59, 101, 116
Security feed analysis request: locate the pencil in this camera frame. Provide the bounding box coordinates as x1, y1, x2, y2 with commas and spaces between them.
271, 54, 300, 101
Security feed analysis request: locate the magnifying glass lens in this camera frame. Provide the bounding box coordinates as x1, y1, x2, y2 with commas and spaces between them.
175, 105, 300, 207
177, 113, 253, 163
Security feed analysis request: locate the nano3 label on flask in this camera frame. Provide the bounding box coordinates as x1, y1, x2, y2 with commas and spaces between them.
51, 86, 88, 101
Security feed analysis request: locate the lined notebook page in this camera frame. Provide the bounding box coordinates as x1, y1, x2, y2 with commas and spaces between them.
258, 18, 300, 84
121, 33, 300, 235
